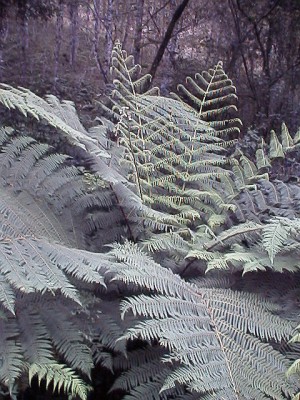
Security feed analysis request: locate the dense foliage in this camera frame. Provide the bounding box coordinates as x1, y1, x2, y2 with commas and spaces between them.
0, 42, 299, 400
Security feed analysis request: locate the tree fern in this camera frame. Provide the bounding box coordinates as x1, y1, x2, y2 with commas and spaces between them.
109, 241, 298, 400
0, 124, 129, 396
0, 42, 299, 400
109, 42, 237, 233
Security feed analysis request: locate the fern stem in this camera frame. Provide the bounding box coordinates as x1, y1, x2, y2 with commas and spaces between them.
213, 334, 240, 398
117, 43, 151, 202
182, 63, 221, 192
203, 299, 240, 399
128, 131, 143, 200
205, 225, 263, 252
180, 258, 195, 278
110, 184, 135, 242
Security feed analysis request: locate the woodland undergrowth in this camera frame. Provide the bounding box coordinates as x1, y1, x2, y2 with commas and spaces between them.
0, 42, 299, 400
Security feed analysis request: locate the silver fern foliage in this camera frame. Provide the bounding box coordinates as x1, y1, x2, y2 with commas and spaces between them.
0, 125, 127, 397
109, 241, 298, 400
109, 42, 237, 231
0, 41, 299, 400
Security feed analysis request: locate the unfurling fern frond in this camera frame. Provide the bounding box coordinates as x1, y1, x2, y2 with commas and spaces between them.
108, 242, 298, 400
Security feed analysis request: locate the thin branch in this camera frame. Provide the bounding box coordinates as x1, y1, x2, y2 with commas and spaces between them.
144, 0, 190, 90
144, 0, 172, 26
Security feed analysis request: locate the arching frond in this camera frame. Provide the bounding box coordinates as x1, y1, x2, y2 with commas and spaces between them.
0, 318, 23, 390
261, 217, 300, 264
28, 363, 91, 400
109, 242, 297, 400
108, 43, 238, 238
0, 84, 107, 153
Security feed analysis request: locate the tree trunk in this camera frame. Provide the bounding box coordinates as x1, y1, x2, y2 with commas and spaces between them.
133, 0, 145, 66
92, 0, 109, 83
145, 0, 190, 90
18, 0, 29, 81
69, 0, 79, 67
54, 0, 64, 91
104, 0, 114, 77
161, 0, 180, 93
121, 2, 130, 50
0, 2, 8, 80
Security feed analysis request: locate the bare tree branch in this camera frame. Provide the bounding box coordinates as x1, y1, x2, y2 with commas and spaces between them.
144, 0, 190, 90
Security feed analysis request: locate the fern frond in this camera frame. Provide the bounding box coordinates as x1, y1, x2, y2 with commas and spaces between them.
261, 217, 300, 264
187, 214, 300, 274
0, 318, 23, 390
287, 327, 300, 400
174, 61, 241, 138
111, 346, 177, 400
269, 130, 285, 159
28, 363, 91, 400
39, 305, 93, 377
142, 232, 190, 253
110, 242, 297, 399
0, 275, 16, 314
18, 310, 53, 365
202, 221, 262, 251
0, 84, 103, 152
294, 127, 300, 144
108, 43, 237, 236
0, 289, 115, 397
92, 305, 127, 354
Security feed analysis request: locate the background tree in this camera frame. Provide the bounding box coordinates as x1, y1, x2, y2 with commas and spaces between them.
0, 0, 299, 135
